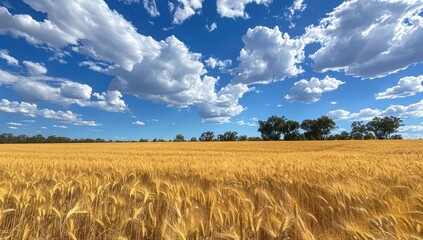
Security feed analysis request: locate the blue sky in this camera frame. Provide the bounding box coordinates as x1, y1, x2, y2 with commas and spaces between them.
0, 0, 423, 140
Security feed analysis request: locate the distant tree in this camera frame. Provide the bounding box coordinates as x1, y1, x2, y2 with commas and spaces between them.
366, 116, 403, 139
217, 131, 238, 141
174, 134, 185, 142
282, 120, 301, 140
390, 134, 403, 140
190, 137, 197, 142
301, 116, 336, 140
238, 135, 248, 141
199, 131, 215, 141
139, 138, 149, 142
350, 121, 367, 140
258, 116, 286, 140
247, 137, 262, 141
340, 131, 350, 140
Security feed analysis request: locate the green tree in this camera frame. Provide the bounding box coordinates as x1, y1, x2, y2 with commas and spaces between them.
350, 121, 367, 140
217, 131, 238, 141
199, 131, 215, 141
301, 116, 336, 140
258, 116, 286, 140
282, 120, 301, 140
366, 116, 403, 139
174, 134, 185, 142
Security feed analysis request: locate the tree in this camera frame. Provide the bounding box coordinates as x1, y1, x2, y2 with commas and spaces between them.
258, 116, 286, 140
199, 131, 215, 141
247, 137, 262, 141
350, 121, 367, 140
238, 135, 248, 141
217, 131, 238, 141
390, 134, 403, 140
301, 116, 336, 140
282, 120, 301, 140
190, 137, 197, 142
174, 134, 185, 142
366, 116, 403, 139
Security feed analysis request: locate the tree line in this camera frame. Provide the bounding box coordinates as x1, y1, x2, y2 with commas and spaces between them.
0, 116, 405, 144
172, 115, 404, 142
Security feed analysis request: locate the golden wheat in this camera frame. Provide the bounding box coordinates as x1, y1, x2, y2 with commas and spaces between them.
0, 141, 422, 239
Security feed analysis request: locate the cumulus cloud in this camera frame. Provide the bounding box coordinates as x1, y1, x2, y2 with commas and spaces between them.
376, 75, 423, 99
328, 99, 423, 121
132, 121, 145, 126
306, 0, 423, 78
216, 0, 272, 18
285, 76, 345, 103
1, 0, 251, 123
22, 61, 47, 75
205, 57, 231, 70
0, 49, 18, 66
206, 22, 217, 32
171, 0, 203, 25
232, 26, 305, 85
109, 36, 249, 123
1, 1, 161, 71
0, 70, 127, 112
0, 98, 98, 126
198, 83, 252, 123
8, 126, 17, 130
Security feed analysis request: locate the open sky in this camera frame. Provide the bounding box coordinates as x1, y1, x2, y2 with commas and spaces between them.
0, 0, 423, 140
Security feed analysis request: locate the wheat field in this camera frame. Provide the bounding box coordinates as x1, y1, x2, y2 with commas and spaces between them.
0, 141, 422, 239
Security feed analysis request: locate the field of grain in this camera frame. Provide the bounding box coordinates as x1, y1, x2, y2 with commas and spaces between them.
0, 141, 422, 239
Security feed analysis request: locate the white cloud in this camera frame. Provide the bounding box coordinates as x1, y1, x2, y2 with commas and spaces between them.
232, 26, 305, 85
330, 101, 338, 105
286, 0, 307, 24
1, 0, 249, 123
22, 120, 36, 123
53, 125, 68, 129
205, 57, 231, 70
171, 0, 203, 25
40, 126, 47, 129
306, 0, 423, 78
8, 126, 17, 130
236, 120, 257, 126
1, 1, 161, 71
399, 125, 423, 132
0, 49, 18, 66
0, 70, 127, 112
0, 98, 99, 126
61, 82, 92, 100
198, 83, 252, 123
151, 118, 159, 122
328, 99, 423, 121
376, 75, 423, 99
143, 0, 160, 17
7, 122, 22, 126
285, 76, 345, 103
22, 61, 47, 75
206, 22, 217, 32
133, 121, 145, 126
216, 0, 272, 19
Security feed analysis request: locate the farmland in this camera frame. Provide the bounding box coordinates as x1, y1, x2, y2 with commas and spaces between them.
0, 141, 423, 239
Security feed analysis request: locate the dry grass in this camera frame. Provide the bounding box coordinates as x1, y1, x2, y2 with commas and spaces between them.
0, 141, 422, 239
